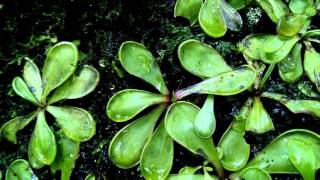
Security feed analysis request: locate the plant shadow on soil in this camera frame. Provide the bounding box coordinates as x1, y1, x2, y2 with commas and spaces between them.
0, 0, 319, 179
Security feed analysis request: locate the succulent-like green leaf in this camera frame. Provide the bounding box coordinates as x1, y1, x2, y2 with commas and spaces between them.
108, 105, 165, 169
276, 14, 304, 37
220, 0, 243, 31
298, 81, 320, 98
167, 174, 218, 180
5, 159, 38, 180
261, 35, 300, 63
28, 144, 45, 169
246, 97, 274, 134
256, 0, 289, 23
303, 29, 320, 37
42, 42, 79, 101
238, 167, 271, 180
85, 174, 95, 180
106, 89, 168, 122
278, 43, 303, 82
0, 112, 37, 144
175, 65, 256, 99
119, 41, 169, 95
228, 0, 251, 10
28, 111, 56, 165
199, 0, 227, 38
174, 0, 203, 25
218, 127, 249, 171
165, 102, 224, 177
238, 34, 272, 61
178, 39, 232, 78
289, 0, 314, 15
51, 131, 80, 180
288, 138, 316, 180
46, 106, 95, 142
48, 65, 100, 104
178, 166, 202, 175
12, 77, 41, 106
304, 47, 320, 91
140, 120, 173, 180
194, 95, 216, 138
23, 60, 43, 102
261, 92, 320, 118
231, 129, 320, 177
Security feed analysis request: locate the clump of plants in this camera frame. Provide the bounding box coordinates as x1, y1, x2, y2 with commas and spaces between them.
0, 42, 99, 180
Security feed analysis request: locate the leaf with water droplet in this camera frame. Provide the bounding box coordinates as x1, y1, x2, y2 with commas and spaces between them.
194, 95, 216, 138
28, 111, 56, 165
261, 35, 300, 63
277, 14, 304, 37
46, 106, 95, 142
262, 92, 320, 118
220, 0, 243, 31
0, 112, 37, 144
304, 47, 320, 91
174, 0, 203, 25
106, 89, 168, 122
108, 105, 165, 169
256, 0, 289, 23
140, 120, 173, 180
12, 77, 41, 106
51, 131, 80, 180
288, 138, 316, 180
165, 102, 224, 177
199, 0, 227, 38
278, 43, 303, 82
246, 96, 274, 134
175, 65, 256, 99
5, 159, 38, 180
231, 129, 320, 177
23, 59, 43, 102
119, 41, 169, 95
42, 42, 79, 102
48, 65, 100, 104
178, 39, 232, 78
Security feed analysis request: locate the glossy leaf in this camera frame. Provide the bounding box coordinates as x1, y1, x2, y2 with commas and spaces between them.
256, 0, 289, 23
231, 129, 320, 177
246, 97, 274, 134
42, 42, 79, 101
166, 174, 217, 180
106, 89, 168, 122
194, 95, 216, 138
261, 35, 300, 63
175, 65, 256, 99
85, 174, 96, 180
261, 92, 320, 118
108, 105, 165, 169
5, 159, 38, 180
178, 166, 202, 175
0, 112, 37, 144
165, 102, 224, 177
12, 77, 41, 106
48, 65, 100, 104
228, 0, 251, 10
298, 81, 320, 98
47, 106, 95, 142
23, 60, 43, 101
220, 0, 243, 31
288, 138, 316, 180
51, 131, 80, 180
289, 0, 314, 15
119, 41, 169, 95
140, 120, 173, 180
278, 43, 303, 82
218, 127, 250, 171
304, 47, 320, 91
178, 39, 232, 78
174, 0, 203, 25
239, 168, 271, 180
238, 34, 272, 61
28, 143, 45, 169
199, 0, 227, 38
28, 111, 56, 165
277, 14, 304, 37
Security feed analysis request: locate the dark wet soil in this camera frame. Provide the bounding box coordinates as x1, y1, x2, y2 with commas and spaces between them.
0, 0, 319, 179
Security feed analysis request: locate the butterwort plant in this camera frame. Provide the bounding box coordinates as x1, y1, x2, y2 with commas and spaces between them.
0, 41, 100, 180
106, 40, 256, 179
